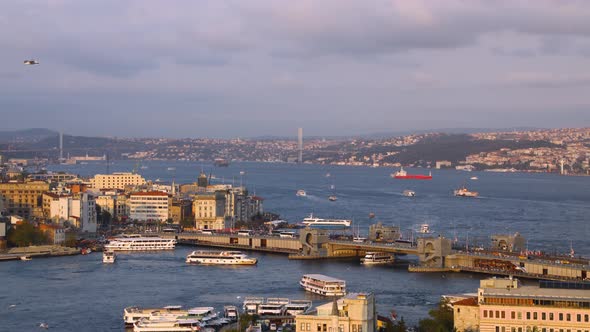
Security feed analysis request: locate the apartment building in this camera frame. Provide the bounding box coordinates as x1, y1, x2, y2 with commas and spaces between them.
192, 191, 229, 230
0, 180, 50, 219
128, 191, 170, 222
90, 172, 146, 190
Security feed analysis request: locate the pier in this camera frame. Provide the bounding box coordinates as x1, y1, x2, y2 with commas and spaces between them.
165, 228, 590, 283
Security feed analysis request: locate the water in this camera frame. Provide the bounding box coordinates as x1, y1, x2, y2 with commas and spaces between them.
1, 161, 588, 331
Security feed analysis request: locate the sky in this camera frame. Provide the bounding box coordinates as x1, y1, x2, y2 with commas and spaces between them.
1, 0, 590, 138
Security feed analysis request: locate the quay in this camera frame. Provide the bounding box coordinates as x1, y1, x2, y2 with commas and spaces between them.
0, 245, 79, 261
164, 227, 590, 283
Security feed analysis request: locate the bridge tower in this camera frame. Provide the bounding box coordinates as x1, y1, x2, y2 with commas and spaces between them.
299, 228, 329, 256
416, 236, 452, 268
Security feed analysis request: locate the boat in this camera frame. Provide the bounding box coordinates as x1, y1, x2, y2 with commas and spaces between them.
223, 306, 238, 320
328, 195, 337, 201
454, 186, 479, 197
302, 214, 351, 228
361, 252, 395, 265
470, 176, 478, 180
243, 297, 265, 314
214, 158, 229, 167
185, 250, 257, 265
257, 298, 289, 316
167, 167, 176, 171
419, 224, 430, 234
403, 190, 415, 197
296, 189, 307, 197
325, 172, 331, 177
391, 167, 432, 180
104, 234, 176, 251
124, 305, 186, 326
300, 274, 346, 296
103, 251, 116, 263
284, 300, 312, 315
20, 255, 32, 261
133, 317, 201, 332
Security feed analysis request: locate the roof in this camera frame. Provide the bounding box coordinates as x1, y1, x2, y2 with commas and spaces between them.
483, 285, 590, 301
453, 297, 478, 306
303, 274, 345, 283
130, 191, 169, 196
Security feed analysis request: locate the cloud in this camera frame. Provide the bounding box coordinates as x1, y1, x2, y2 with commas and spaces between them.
502, 72, 590, 88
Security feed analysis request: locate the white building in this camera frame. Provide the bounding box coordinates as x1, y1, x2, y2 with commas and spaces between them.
47, 192, 97, 232
90, 172, 146, 190
129, 191, 170, 222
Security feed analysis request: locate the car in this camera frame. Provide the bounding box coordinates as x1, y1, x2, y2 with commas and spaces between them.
24, 60, 39, 65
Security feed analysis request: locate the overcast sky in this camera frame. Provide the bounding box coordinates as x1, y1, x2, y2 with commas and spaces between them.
1, 0, 590, 138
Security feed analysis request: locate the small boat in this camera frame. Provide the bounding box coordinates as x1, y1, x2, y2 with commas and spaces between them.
167, 167, 176, 171
103, 251, 116, 263
80, 248, 92, 255
328, 195, 337, 201
419, 224, 430, 234
20, 255, 32, 261
470, 176, 478, 180
403, 190, 415, 197
361, 252, 395, 265
454, 186, 479, 197
296, 190, 307, 197
325, 172, 331, 177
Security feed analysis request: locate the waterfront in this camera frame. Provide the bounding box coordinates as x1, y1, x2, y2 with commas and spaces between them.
1, 161, 588, 331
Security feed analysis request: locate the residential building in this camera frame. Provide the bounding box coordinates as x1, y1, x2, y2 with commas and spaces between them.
128, 191, 170, 222
169, 199, 192, 224
436, 160, 452, 169
39, 224, 66, 245
90, 172, 146, 190
193, 191, 229, 230
0, 180, 50, 219
453, 277, 590, 332
296, 293, 376, 332
95, 195, 117, 219
44, 192, 97, 232
235, 194, 264, 222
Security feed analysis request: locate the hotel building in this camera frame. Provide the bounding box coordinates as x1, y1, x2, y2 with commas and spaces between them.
90, 172, 146, 190
454, 277, 590, 332
128, 191, 170, 222
296, 293, 376, 332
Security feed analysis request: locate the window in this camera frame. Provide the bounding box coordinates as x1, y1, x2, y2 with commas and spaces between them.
527, 312, 531, 320
511, 312, 516, 319
358, 325, 362, 332
301, 323, 305, 331
317, 324, 322, 332
542, 312, 546, 320
352, 325, 357, 332
550, 313, 554, 320
484, 310, 488, 318
559, 313, 563, 321
502, 311, 506, 319
567, 314, 571, 321
533, 312, 537, 320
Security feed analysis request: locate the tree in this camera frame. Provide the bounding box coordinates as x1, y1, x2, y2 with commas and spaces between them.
6, 222, 49, 247
385, 317, 409, 332
180, 216, 195, 228
417, 299, 455, 332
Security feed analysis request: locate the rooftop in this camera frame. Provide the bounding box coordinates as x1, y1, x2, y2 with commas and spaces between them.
130, 191, 169, 196
303, 274, 345, 283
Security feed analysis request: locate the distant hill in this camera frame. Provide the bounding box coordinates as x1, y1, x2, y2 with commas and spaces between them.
0, 128, 57, 143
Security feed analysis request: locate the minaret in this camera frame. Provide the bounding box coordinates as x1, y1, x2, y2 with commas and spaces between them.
298, 127, 303, 163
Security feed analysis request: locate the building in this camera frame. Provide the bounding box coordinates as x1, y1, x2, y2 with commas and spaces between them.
436, 160, 452, 169
169, 198, 192, 224
43, 192, 97, 232
0, 180, 50, 219
193, 191, 229, 230
296, 293, 376, 332
235, 194, 264, 223
453, 277, 590, 332
95, 194, 117, 219
90, 172, 146, 190
39, 224, 66, 245
368, 223, 401, 242
128, 191, 171, 222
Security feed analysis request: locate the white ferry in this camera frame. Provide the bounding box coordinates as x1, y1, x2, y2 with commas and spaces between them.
103, 251, 116, 263
243, 297, 265, 314
223, 306, 238, 320
302, 214, 351, 229
284, 300, 312, 315
185, 251, 257, 265
124, 305, 186, 326
299, 274, 346, 297
105, 234, 176, 251
133, 317, 201, 332
454, 186, 479, 197
360, 252, 395, 265
257, 298, 289, 316
296, 190, 307, 197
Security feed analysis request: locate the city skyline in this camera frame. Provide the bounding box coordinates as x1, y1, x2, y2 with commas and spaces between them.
2, 1, 590, 137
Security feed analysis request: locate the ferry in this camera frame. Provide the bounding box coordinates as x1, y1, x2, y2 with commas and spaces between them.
105, 234, 176, 251
103, 250, 116, 263
185, 251, 257, 265
284, 300, 313, 315
299, 274, 346, 297
391, 167, 432, 180
454, 186, 479, 197
133, 317, 201, 332
124, 305, 186, 326
257, 298, 289, 316
403, 190, 415, 197
243, 297, 265, 314
296, 190, 307, 197
241, 298, 312, 317
223, 306, 238, 320
302, 214, 351, 229
361, 252, 395, 265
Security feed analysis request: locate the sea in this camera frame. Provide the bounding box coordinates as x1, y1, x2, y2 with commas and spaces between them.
1, 161, 589, 331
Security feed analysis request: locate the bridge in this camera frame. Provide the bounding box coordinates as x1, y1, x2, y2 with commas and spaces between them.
164, 228, 590, 282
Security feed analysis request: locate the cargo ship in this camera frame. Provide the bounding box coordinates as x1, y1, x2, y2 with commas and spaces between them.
391, 167, 432, 180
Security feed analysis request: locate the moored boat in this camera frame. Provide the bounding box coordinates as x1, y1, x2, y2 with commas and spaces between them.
105, 234, 176, 252
186, 250, 257, 265
133, 317, 201, 332
20, 255, 32, 261
124, 305, 185, 326
300, 274, 346, 297
361, 252, 395, 265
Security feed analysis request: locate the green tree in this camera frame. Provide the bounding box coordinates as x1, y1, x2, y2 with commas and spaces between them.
417, 299, 455, 332
180, 216, 195, 228
6, 222, 49, 247
385, 317, 409, 332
